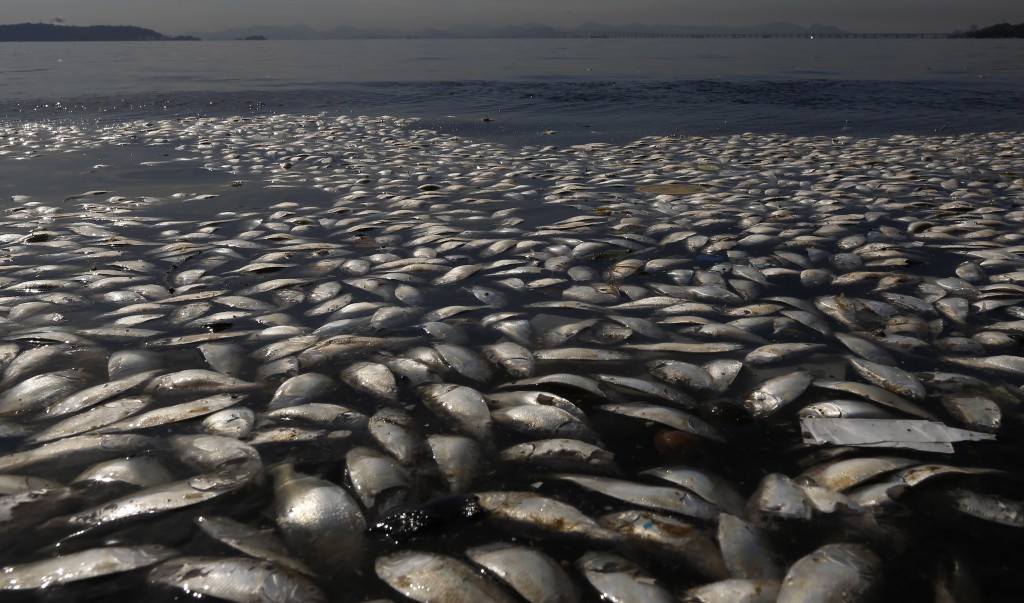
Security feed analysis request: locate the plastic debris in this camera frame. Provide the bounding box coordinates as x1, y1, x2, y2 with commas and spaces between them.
800, 418, 995, 453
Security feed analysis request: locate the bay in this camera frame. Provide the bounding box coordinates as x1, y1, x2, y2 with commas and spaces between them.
1, 38, 1022, 142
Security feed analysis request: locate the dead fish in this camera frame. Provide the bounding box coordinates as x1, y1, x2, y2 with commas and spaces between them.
0, 433, 155, 475
71, 456, 173, 489
499, 373, 607, 398
270, 463, 367, 572
297, 334, 421, 367
948, 488, 1024, 528
640, 465, 745, 516
1, 545, 174, 590
492, 404, 600, 443
482, 341, 536, 378
599, 509, 729, 579
194, 515, 314, 576
743, 370, 812, 418
144, 369, 262, 394
45, 370, 161, 417
745, 343, 826, 367
747, 473, 811, 523
813, 379, 936, 420
500, 438, 618, 475
599, 403, 725, 442
623, 341, 746, 354
268, 372, 337, 410
594, 374, 696, 408
474, 491, 621, 545
776, 543, 881, 603
28, 396, 151, 444
799, 456, 916, 492
427, 435, 481, 493
0, 346, 103, 387
704, 359, 744, 394
466, 542, 581, 603
576, 551, 675, 603
940, 394, 1001, 432
418, 383, 493, 442
434, 343, 493, 383
684, 579, 781, 603
553, 473, 720, 520
942, 354, 1024, 378
345, 445, 411, 514
201, 407, 256, 438
340, 360, 399, 403
43, 464, 255, 536
846, 357, 926, 401
149, 556, 326, 603
376, 550, 518, 603
798, 400, 897, 420
97, 393, 245, 433
0, 369, 93, 417
646, 359, 716, 394
0, 486, 82, 544
368, 407, 427, 466
716, 513, 784, 580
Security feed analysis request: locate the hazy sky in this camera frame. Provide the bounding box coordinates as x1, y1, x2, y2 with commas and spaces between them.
3, 0, 1021, 34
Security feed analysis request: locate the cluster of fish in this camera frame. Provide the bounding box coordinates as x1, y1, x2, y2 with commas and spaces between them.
0, 114, 1022, 601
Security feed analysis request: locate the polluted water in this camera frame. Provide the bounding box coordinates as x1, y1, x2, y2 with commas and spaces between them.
0, 113, 1022, 602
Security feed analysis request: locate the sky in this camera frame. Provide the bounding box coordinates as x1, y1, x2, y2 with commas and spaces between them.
2, 0, 1021, 35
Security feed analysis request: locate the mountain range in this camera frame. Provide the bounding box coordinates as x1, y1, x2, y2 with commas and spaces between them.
188, 22, 847, 40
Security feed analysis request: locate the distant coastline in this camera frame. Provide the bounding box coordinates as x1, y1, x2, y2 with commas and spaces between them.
960, 22, 1024, 38
0, 23, 198, 42
3, 21, 1022, 42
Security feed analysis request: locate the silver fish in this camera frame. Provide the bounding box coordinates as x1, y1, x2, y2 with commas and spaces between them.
267, 372, 337, 410
427, 435, 481, 493
376, 550, 517, 603
45, 465, 255, 535
149, 556, 326, 603
776, 543, 881, 603
0, 369, 93, 417
195, 515, 315, 576
270, 464, 367, 572
553, 473, 720, 520
684, 579, 781, 603
599, 403, 725, 442
743, 370, 812, 418
599, 509, 729, 579
492, 404, 600, 443
576, 551, 675, 603
2, 545, 174, 590
475, 491, 621, 545
466, 542, 580, 603
340, 361, 399, 403
499, 438, 618, 475
418, 383, 493, 442
717, 513, 783, 580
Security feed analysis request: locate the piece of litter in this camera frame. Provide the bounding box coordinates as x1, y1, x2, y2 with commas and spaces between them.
801, 418, 995, 453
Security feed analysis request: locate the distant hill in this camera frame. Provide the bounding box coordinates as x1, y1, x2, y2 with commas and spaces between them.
0, 23, 193, 42
963, 22, 1024, 38
193, 21, 847, 40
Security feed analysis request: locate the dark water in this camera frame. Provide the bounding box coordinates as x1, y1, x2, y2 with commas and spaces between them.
2, 38, 1023, 143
